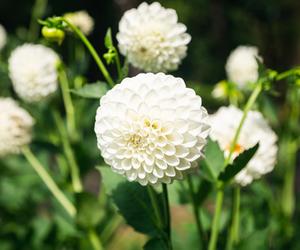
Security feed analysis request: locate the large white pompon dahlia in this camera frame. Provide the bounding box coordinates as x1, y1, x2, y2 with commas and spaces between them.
9, 44, 59, 102
0, 24, 7, 51
225, 46, 262, 88
95, 73, 210, 186
209, 106, 278, 186
64, 10, 94, 35
116, 2, 191, 73
0, 98, 34, 157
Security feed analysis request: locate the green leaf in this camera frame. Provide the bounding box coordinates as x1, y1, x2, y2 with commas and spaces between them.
104, 28, 113, 49
112, 182, 163, 237
236, 228, 268, 250
218, 143, 259, 182
75, 192, 105, 228
96, 166, 125, 195
200, 138, 225, 182
70, 82, 108, 99
144, 237, 169, 250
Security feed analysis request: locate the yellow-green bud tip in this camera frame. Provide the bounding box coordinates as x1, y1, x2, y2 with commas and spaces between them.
41, 26, 65, 45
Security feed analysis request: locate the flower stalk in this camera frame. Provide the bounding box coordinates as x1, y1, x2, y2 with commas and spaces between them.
208, 82, 263, 250
208, 187, 224, 250
187, 175, 206, 249
57, 63, 77, 140
88, 229, 104, 250
22, 145, 76, 217
162, 184, 173, 250
53, 111, 83, 193
59, 17, 115, 88
226, 187, 240, 250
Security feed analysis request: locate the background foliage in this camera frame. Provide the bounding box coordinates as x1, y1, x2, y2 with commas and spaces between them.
0, 0, 299, 250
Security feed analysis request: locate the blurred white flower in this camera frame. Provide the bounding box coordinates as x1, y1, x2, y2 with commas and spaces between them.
209, 106, 277, 186
225, 46, 262, 88
117, 2, 191, 73
64, 10, 94, 35
0, 24, 7, 51
95, 73, 210, 185
0, 98, 34, 157
9, 44, 59, 102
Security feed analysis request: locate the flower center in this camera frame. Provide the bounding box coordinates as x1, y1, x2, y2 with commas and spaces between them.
129, 134, 144, 147
226, 143, 244, 155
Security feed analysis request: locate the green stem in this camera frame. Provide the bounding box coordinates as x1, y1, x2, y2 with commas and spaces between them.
22, 146, 76, 217
282, 141, 297, 218
57, 64, 76, 140
162, 184, 173, 250
209, 82, 263, 250
100, 215, 123, 244
115, 50, 122, 80
60, 17, 114, 88
147, 186, 163, 229
53, 111, 83, 193
28, 0, 48, 41
88, 229, 104, 250
187, 175, 205, 249
208, 188, 224, 250
225, 83, 263, 165
226, 187, 240, 250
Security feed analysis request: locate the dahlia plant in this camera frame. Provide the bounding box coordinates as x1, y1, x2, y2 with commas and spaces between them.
0, 1, 300, 250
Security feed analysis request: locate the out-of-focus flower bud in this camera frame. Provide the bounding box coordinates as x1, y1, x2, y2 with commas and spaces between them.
42, 26, 65, 45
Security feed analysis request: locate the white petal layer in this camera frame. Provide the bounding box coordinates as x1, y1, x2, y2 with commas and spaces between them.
0, 98, 34, 157
9, 44, 59, 102
209, 105, 278, 186
0, 24, 7, 51
225, 46, 262, 88
95, 73, 210, 185
64, 10, 94, 35
117, 2, 191, 73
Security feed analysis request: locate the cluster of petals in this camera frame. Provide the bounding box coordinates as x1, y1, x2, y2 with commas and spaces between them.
0, 24, 7, 51
209, 106, 278, 186
0, 98, 34, 157
9, 43, 59, 102
95, 73, 210, 185
64, 10, 94, 35
225, 46, 261, 88
117, 2, 191, 73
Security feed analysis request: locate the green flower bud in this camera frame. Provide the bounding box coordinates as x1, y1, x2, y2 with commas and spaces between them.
41, 26, 65, 45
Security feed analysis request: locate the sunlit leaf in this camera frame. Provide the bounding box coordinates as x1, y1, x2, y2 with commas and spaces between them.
70, 82, 108, 99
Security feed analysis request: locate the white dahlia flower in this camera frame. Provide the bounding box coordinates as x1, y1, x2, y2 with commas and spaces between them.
9, 44, 59, 102
209, 106, 277, 186
225, 46, 262, 88
0, 24, 7, 51
64, 10, 94, 35
117, 2, 191, 73
0, 98, 34, 157
95, 73, 210, 185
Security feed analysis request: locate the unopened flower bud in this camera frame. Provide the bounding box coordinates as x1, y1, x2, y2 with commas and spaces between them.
42, 26, 65, 45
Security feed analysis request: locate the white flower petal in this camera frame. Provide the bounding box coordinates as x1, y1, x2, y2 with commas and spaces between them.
9, 44, 58, 102
95, 73, 209, 185
0, 98, 34, 157
117, 2, 191, 72
209, 105, 278, 186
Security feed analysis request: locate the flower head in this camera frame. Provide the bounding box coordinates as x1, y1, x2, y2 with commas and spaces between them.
0, 24, 7, 51
64, 10, 94, 35
209, 106, 278, 186
0, 98, 34, 157
225, 46, 262, 88
117, 2, 191, 73
9, 44, 59, 102
95, 73, 209, 185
